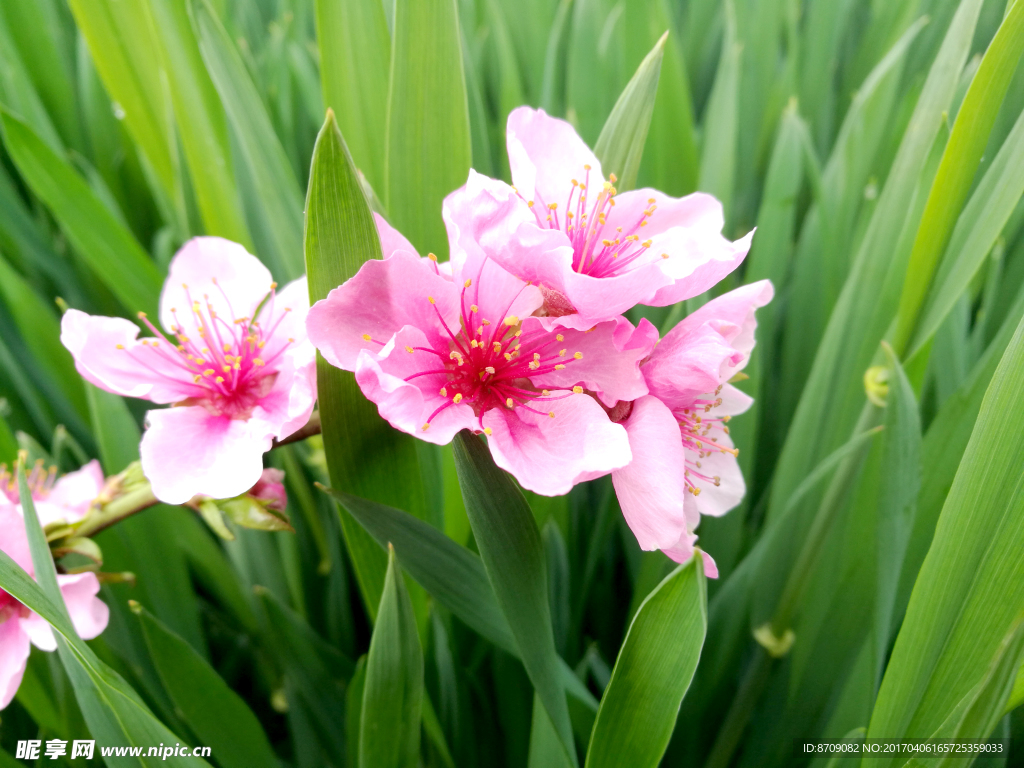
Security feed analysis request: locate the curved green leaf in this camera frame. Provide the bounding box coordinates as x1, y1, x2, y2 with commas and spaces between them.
584, 556, 707, 768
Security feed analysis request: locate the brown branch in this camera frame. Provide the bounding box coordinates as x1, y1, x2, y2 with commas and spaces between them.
272, 410, 322, 449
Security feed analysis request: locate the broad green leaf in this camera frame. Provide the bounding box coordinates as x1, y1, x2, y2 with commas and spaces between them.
66, 0, 182, 223
585, 556, 707, 768
304, 111, 432, 617
893, 0, 1024, 354
0, 413, 15, 464
85, 384, 141, 475
698, 0, 739, 221
452, 431, 578, 767
325, 486, 599, 713
385, 0, 472, 259
0, 255, 87, 423
0, 110, 164, 317
593, 32, 666, 193
316, 0, 391, 196
909, 103, 1024, 357
134, 605, 278, 768
347, 656, 368, 768
529, 692, 574, 768
0, 474, 211, 767
539, 0, 575, 115
622, 0, 697, 195
866, 312, 1024, 756
360, 547, 424, 768
192, 0, 304, 280
147, 0, 251, 247
0, 9, 64, 155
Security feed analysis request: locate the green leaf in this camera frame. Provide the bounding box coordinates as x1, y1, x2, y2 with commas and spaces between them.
1, 473, 211, 766
873, 344, 921, 683
452, 431, 578, 767
584, 556, 707, 768
0, 110, 163, 317
192, 0, 304, 280
529, 692, 574, 768
304, 110, 433, 617
621, 0, 697, 195
893, 0, 1024, 354
85, 384, 141, 474
147, 0, 252, 246
697, 0, 740, 221
324, 487, 599, 713
909, 104, 1024, 359
360, 546, 424, 768
385, 0, 472, 259
866, 312, 1024, 756
593, 32, 666, 193
134, 604, 278, 768
0, 254, 88, 424
316, 0, 391, 196
66, 0, 182, 222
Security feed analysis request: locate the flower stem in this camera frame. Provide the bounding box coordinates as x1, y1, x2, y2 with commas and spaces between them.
74, 483, 158, 539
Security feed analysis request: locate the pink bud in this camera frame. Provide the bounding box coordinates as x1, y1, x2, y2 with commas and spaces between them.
249, 468, 287, 512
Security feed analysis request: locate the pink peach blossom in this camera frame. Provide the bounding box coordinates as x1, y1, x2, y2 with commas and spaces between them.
441, 107, 753, 327
249, 468, 287, 512
307, 217, 653, 496
610, 280, 774, 577
0, 502, 109, 709
61, 238, 316, 504
1, 459, 104, 526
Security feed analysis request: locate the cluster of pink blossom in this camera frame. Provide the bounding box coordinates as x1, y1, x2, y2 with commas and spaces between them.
309, 107, 772, 576
3, 108, 769, 707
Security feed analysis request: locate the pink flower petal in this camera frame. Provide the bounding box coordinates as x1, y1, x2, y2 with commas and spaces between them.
159, 237, 274, 338
685, 430, 745, 518
19, 612, 57, 651
44, 460, 104, 524
607, 189, 753, 306
57, 573, 109, 641
506, 107, 603, 208
663, 537, 718, 578
0, 503, 32, 574
353, 328, 478, 445
483, 392, 630, 496
375, 212, 420, 258
674, 280, 774, 370
60, 310, 200, 404
612, 396, 690, 551
306, 252, 462, 371
0, 617, 30, 710
140, 406, 272, 504
529, 317, 653, 406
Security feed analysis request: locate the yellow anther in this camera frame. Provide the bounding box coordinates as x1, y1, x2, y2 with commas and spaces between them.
574, 352, 583, 360
661, 253, 670, 259
548, 411, 555, 418
116, 344, 125, 350
363, 334, 372, 341
464, 279, 472, 288
428, 296, 436, 304
503, 316, 519, 326
584, 164, 591, 170
528, 200, 535, 208
428, 253, 438, 262
215, 376, 224, 383
559, 349, 567, 357
471, 304, 479, 313
440, 387, 447, 397
253, 358, 265, 366
572, 386, 583, 394
406, 345, 415, 353
137, 311, 147, 319
484, 427, 493, 435
485, 366, 495, 374
542, 390, 550, 396
556, 334, 564, 342
548, 203, 558, 210
193, 375, 201, 383
572, 179, 578, 186
203, 369, 215, 376
506, 398, 514, 408
222, 366, 231, 373
453, 393, 463, 404
555, 364, 566, 370
422, 423, 430, 432
642, 240, 652, 248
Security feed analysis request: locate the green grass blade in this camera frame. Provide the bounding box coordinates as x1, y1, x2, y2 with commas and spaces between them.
316, 0, 391, 196
147, 0, 252, 247
360, 547, 424, 768
193, 0, 304, 280
593, 32, 666, 192
893, 0, 1024, 354
584, 556, 707, 768
0, 110, 163, 317
697, 0, 740, 222
866, 311, 1024, 757
453, 431, 579, 767
909, 105, 1024, 358
66, 0, 182, 222
385, 0, 472, 259
304, 112, 431, 616
134, 605, 278, 768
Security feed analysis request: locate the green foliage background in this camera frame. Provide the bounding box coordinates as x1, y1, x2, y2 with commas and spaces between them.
2, 0, 1024, 765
